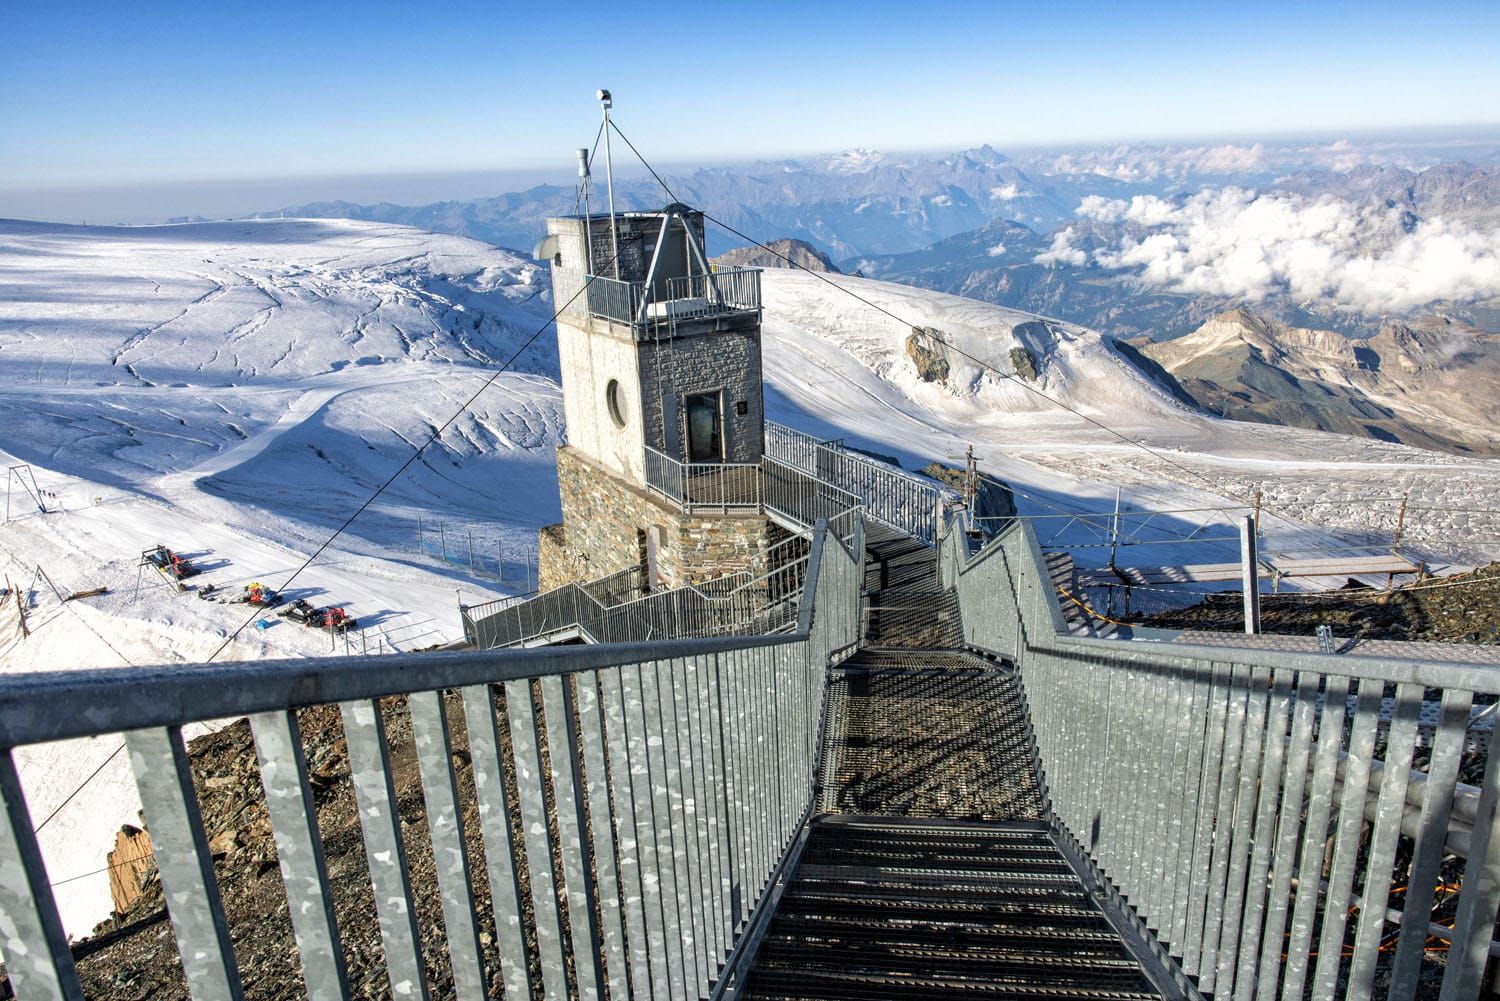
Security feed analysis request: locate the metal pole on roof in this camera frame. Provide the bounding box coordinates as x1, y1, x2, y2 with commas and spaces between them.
577, 147, 593, 274
599, 89, 621, 278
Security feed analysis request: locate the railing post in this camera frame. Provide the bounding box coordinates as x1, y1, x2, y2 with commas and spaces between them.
0, 752, 83, 1001
125, 726, 246, 1001
1239, 515, 1261, 635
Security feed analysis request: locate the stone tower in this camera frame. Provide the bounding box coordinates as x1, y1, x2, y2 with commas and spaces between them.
534, 205, 786, 591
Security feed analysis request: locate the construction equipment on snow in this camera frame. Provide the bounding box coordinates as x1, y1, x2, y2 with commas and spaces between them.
141, 545, 198, 581
239, 582, 280, 607
278, 600, 356, 632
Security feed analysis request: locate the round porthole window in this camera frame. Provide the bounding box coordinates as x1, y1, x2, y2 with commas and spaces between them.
605, 379, 627, 428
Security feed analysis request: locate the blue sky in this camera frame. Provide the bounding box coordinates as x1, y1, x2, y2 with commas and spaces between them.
2, 1, 1498, 210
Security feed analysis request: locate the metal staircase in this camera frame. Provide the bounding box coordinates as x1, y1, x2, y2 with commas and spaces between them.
736, 535, 1174, 1000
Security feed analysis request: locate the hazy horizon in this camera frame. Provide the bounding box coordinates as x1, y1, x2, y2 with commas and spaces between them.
6, 122, 1500, 228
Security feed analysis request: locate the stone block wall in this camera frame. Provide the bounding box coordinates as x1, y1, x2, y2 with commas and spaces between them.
639, 319, 765, 464
538, 446, 788, 592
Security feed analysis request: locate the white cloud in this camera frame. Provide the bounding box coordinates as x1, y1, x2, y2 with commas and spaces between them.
931, 194, 953, 207
1041, 186, 1500, 314
986, 243, 1007, 257
990, 183, 1020, 201
1036, 228, 1087, 267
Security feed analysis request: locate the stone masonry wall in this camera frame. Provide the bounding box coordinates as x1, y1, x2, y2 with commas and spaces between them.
638, 320, 765, 463
539, 445, 785, 592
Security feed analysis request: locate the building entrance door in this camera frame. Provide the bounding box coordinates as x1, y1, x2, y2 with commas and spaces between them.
684, 391, 723, 462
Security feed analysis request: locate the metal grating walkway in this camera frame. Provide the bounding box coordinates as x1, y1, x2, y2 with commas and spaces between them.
739, 529, 1167, 999
739, 818, 1164, 1000
821, 650, 1043, 821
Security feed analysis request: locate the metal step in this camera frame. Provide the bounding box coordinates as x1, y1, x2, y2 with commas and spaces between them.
737, 818, 1164, 1000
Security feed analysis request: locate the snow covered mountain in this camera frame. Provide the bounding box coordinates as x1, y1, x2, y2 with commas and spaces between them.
712, 238, 842, 273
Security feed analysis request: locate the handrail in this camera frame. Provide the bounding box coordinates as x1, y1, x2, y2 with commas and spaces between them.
943, 515, 1500, 1000
467, 549, 811, 650
764, 419, 954, 545
552, 265, 761, 332
643, 445, 763, 512
0, 521, 861, 1001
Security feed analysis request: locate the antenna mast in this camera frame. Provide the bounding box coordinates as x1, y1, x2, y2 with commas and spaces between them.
598, 89, 621, 279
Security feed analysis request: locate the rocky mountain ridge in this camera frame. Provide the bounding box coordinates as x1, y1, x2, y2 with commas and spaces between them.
711, 238, 841, 273
1137, 308, 1500, 456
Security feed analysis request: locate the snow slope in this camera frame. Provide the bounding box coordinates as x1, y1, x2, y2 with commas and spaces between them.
758, 269, 1500, 564
0, 218, 566, 932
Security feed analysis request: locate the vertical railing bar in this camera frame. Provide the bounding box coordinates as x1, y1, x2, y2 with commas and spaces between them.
0, 751, 84, 1001
1388, 688, 1472, 996
1172, 668, 1211, 955
1232, 669, 1293, 1001
407, 690, 488, 1001
1281, 674, 1352, 1001
1138, 660, 1166, 931
540, 675, 602, 1000
640, 659, 687, 999
575, 672, 628, 999
694, 651, 728, 967
1148, 664, 1180, 937
1346, 681, 1423, 1000
1184, 665, 1231, 977
1162, 664, 1194, 951
741, 644, 765, 905
716, 649, 747, 938
459, 684, 533, 999
1439, 718, 1500, 1001
248, 710, 352, 1001
1257, 671, 1320, 999
1214, 664, 1273, 995
669, 657, 714, 996
683, 654, 725, 970
503, 679, 568, 999
1311, 678, 1385, 998
338, 700, 430, 1001
1197, 662, 1251, 992
600, 665, 655, 1000
124, 726, 247, 1001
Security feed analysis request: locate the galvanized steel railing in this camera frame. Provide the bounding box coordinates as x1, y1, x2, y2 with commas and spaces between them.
463, 542, 820, 651
763, 422, 838, 473
941, 517, 1500, 1001
662, 269, 761, 320
644, 447, 763, 513
0, 522, 861, 1001
764, 420, 951, 545
551, 267, 760, 332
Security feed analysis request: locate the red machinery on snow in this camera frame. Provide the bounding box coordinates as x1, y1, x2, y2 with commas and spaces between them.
279, 599, 356, 632
239, 581, 281, 607
142, 545, 198, 581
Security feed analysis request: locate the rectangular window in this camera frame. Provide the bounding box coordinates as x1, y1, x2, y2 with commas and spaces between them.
684, 391, 723, 462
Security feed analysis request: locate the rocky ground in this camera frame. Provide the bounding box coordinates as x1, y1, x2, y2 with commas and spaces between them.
1139, 563, 1500, 645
